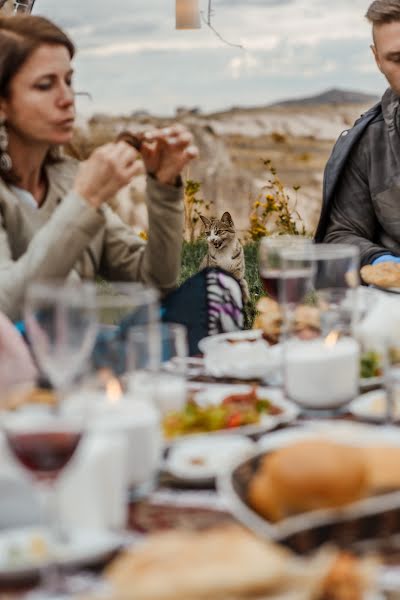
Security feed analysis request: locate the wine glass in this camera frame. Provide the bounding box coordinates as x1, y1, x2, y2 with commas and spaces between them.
0, 383, 86, 598
24, 281, 98, 393
258, 235, 312, 301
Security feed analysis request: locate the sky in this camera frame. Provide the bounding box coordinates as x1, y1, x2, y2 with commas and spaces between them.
32, 0, 386, 117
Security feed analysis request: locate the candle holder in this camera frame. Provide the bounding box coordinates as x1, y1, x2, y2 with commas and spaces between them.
279, 244, 360, 413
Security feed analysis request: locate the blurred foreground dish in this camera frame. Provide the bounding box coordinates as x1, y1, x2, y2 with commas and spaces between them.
87, 525, 376, 600
248, 439, 400, 522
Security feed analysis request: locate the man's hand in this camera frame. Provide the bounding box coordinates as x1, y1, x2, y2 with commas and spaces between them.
139, 125, 199, 186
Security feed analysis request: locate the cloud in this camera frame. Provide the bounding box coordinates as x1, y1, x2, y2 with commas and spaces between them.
30, 0, 383, 115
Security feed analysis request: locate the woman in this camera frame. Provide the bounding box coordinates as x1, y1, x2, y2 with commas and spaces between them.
0, 15, 198, 321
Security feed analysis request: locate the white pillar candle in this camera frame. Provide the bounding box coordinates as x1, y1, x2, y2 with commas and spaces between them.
90, 398, 162, 489
66, 391, 161, 490
285, 336, 359, 408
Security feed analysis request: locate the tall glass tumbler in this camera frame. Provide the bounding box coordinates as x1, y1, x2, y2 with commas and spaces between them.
279, 244, 360, 412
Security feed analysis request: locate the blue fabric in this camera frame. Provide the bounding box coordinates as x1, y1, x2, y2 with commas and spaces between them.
371, 254, 400, 265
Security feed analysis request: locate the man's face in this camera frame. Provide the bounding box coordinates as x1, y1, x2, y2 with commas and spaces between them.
372, 21, 400, 96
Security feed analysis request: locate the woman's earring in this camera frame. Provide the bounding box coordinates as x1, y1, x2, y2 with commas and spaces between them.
0, 118, 12, 172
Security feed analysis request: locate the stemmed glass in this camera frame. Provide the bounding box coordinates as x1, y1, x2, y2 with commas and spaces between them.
258, 235, 312, 301
1, 280, 100, 596
24, 281, 98, 393
0, 381, 87, 597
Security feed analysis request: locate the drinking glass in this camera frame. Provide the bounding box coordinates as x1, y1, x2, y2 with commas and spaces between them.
24, 281, 98, 393
92, 282, 159, 377
95, 282, 159, 329
258, 235, 312, 301
279, 244, 360, 413
0, 384, 86, 597
127, 322, 189, 415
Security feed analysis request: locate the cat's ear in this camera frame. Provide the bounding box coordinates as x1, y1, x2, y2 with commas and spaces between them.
221, 212, 234, 227
200, 215, 211, 229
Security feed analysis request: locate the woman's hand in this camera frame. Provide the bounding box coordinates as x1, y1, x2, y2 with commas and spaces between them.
140, 125, 199, 186
73, 142, 143, 208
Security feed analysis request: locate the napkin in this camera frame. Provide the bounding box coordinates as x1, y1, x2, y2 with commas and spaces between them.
356, 290, 400, 346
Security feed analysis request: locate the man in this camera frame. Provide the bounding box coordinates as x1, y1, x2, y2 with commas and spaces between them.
316, 0, 400, 268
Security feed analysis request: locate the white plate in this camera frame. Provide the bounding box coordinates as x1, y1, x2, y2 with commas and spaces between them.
349, 389, 400, 422
165, 434, 255, 483
198, 329, 263, 354
0, 526, 123, 581
164, 385, 299, 446
359, 376, 384, 390
199, 331, 282, 382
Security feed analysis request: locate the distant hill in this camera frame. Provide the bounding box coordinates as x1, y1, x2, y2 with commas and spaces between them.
271, 88, 380, 107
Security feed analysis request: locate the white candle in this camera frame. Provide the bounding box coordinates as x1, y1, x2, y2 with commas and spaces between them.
285, 336, 359, 408
66, 391, 161, 489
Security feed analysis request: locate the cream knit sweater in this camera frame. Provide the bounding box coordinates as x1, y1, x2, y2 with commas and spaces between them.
0, 156, 184, 320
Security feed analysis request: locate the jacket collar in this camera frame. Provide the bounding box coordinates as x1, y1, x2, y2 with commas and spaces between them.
381, 87, 400, 131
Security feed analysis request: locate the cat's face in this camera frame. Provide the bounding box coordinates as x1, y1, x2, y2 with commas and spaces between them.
200, 212, 236, 250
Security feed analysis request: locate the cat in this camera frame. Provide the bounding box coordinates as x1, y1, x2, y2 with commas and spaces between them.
199, 212, 250, 303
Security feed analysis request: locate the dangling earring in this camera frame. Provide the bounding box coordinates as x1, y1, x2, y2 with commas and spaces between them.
0, 118, 12, 173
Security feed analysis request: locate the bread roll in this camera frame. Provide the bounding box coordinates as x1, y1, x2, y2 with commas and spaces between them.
248, 440, 369, 521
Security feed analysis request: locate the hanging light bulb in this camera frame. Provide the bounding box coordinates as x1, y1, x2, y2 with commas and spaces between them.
176, 0, 201, 29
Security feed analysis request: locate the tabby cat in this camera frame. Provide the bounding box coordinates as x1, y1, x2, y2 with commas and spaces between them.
199, 212, 250, 303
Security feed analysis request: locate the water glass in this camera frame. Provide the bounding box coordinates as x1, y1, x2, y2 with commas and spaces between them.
258, 235, 312, 301
127, 323, 189, 415
279, 244, 361, 412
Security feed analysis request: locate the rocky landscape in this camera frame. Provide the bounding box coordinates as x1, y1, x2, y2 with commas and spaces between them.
71, 89, 379, 239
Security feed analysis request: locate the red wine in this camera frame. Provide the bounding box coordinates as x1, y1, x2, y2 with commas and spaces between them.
260, 269, 311, 303
6, 431, 82, 480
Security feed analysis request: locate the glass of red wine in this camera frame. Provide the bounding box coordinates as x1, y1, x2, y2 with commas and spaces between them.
258, 235, 313, 302
0, 388, 86, 597
4, 280, 99, 596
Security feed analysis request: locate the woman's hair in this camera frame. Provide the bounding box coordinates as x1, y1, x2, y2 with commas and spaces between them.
0, 16, 75, 183
366, 0, 400, 24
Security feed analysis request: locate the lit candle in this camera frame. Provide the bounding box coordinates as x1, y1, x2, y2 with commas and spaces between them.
67, 378, 161, 490
284, 335, 360, 409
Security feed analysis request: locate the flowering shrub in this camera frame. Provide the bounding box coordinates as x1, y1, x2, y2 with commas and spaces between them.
247, 160, 307, 241
184, 179, 213, 242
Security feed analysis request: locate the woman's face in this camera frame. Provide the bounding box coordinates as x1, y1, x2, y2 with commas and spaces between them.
1, 43, 75, 146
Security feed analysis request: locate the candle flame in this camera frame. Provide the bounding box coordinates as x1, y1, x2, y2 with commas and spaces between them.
325, 330, 340, 348
106, 376, 123, 405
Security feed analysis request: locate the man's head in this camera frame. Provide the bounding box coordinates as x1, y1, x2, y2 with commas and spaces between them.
367, 1, 400, 95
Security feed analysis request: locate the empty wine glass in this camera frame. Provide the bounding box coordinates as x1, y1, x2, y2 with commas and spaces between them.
24, 281, 98, 394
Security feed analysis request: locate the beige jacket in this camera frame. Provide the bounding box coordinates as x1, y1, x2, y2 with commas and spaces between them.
0, 157, 184, 320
